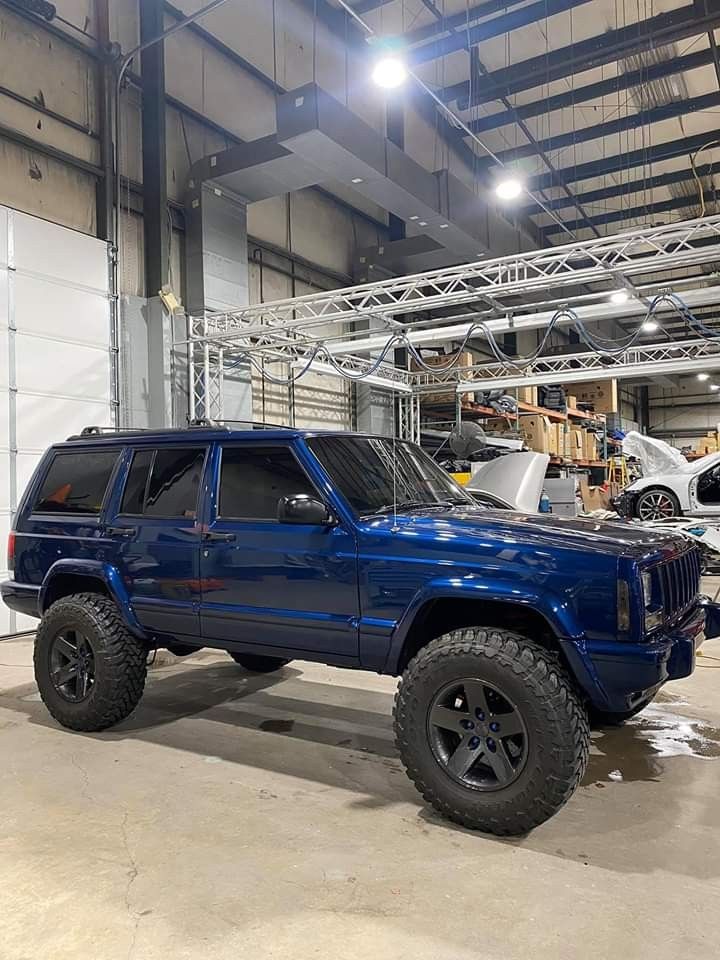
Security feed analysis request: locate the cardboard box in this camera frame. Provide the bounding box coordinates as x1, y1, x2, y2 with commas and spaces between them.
566, 394, 578, 408
564, 379, 618, 414
579, 477, 611, 513
413, 351, 473, 405
521, 415, 553, 454
695, 432, 719, 455
517, 386, 538, 405
570, 428, 583, 459
583, 431, 598, 461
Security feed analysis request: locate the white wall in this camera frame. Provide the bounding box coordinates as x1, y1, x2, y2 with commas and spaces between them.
648, 379, 720, 445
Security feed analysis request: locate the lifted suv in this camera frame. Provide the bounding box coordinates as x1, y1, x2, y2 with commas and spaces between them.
1, 425, 712, 834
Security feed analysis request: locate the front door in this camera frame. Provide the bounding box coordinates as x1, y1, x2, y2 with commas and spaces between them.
105, 445, 207, 638
199, 441, 359, 661
690, 463, 720, 515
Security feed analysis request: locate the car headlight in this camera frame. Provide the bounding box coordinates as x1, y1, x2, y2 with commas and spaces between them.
641, 569, 664, 631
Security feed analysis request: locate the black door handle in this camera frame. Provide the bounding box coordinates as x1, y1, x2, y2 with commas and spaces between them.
106, 526, 137, 538
203, 531, 236, 542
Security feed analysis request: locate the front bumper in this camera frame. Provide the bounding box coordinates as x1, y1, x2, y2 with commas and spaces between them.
0, 580, 40, 622
612, 489, 635, 519
563, 601, 709, 713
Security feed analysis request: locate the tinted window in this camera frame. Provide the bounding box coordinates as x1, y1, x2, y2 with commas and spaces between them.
34, 450, 119, 515
120, 450, 153, 515
144, 448, 205, 519
219, 446, 316, 519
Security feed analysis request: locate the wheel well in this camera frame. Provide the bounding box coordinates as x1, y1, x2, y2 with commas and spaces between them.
396, 598, 565, 674
42, 574, 109, 611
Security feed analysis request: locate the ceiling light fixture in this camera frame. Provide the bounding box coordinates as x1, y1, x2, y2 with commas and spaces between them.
711, 384, 720, 392
495, 177, 524, 201
698, 372, 710, 381
610, 289, 630, 305
371, 55, 407, 89
351, 177, 364, 184
641, 319, 659, 333
290, 359, 412, 394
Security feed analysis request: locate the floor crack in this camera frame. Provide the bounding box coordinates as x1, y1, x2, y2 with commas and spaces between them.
120, 811, 142, 960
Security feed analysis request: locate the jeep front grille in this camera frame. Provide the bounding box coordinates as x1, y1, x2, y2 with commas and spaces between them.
658, 548, 701, 623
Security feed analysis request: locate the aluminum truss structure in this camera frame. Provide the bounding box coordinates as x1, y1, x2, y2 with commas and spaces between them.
185, 215, 720, 425
443, 339, 720, 392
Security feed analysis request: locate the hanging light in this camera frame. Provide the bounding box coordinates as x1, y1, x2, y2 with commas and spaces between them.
711, 384, 720, 392
698, 373, 710, 381
495, 177, 524, 200
610, 289, 630, 305
641, 319, 659, 332
371, 55, 407, 88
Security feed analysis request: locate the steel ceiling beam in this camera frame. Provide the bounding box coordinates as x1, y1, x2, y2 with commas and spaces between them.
405, 0, 528, 46
468, 91, 720, 165
463, 48, 715, 133
442, 1, 720, 105
409, 0, 591, 64
529, 128, 720, 192
541, 192, 705, 236
521, 163, 716, 214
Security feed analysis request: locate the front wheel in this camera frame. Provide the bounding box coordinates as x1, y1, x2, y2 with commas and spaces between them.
228, 652, 290, 673
394, 628, 590, 836
634, 488, 681, 521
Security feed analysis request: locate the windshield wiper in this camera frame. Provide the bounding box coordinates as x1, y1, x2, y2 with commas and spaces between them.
362, 499, 464, 518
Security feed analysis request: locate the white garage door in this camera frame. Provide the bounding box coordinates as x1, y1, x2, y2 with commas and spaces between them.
0, 205, 112, 636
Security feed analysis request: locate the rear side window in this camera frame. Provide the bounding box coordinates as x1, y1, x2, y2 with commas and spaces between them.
120, 448, 205, 519
219, 445, 316, 519
34, 450, 119, 516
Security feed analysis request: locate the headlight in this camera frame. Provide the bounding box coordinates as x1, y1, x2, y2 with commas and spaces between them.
641, 569, 664, 631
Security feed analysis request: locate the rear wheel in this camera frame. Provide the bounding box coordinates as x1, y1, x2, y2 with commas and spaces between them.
34, 593, 148, 732
635, 488, 680, 521
228, 652, 290, 673
394, 628, 590, 836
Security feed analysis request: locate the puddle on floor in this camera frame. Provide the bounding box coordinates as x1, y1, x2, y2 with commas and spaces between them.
587, 701, 720, 786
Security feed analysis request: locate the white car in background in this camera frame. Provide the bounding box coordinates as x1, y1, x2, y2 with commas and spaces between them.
615, 451, 720, 520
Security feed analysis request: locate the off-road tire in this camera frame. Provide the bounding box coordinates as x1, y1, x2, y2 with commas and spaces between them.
394, 627, 590, 836
589, 695, 654, 727
228, 652, 290, 673
34, 593, 148, 732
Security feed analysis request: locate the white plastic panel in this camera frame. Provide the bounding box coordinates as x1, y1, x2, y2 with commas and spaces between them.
0, 205, 111, 636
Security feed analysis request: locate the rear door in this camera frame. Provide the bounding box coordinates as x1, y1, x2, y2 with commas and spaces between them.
104, 445, 207, 639
199, 441, 359, 661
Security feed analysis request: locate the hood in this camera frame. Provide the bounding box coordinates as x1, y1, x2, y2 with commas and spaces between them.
465, 452, 549, 512
367, 506, 689, 559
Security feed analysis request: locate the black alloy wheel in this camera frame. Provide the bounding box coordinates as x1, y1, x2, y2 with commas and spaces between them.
428, 678, 527, 790
49, 629, 96, 703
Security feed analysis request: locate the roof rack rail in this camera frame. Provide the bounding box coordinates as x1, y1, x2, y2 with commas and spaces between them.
65, 420, 293, 441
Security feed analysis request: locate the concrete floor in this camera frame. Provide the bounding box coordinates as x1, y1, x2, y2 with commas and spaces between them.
1, 634, 719, 960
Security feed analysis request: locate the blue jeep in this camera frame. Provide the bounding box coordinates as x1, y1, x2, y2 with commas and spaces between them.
1, 425, 710, 834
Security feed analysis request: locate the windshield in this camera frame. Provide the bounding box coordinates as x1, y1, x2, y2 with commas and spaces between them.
307, 435, 475, 517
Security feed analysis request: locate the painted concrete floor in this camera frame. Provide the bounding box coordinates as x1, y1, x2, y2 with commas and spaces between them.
1, 633, 719, 960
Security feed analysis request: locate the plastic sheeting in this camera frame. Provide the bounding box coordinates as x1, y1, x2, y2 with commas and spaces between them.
622, 431, 692, 475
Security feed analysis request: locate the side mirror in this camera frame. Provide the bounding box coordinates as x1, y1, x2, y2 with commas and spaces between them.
277, 494, 334, 526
